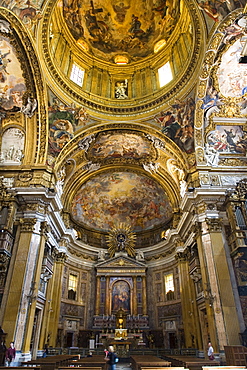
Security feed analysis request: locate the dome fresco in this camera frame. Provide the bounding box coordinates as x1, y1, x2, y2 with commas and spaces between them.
71, 171, 173, 232
63, 0, 183, 62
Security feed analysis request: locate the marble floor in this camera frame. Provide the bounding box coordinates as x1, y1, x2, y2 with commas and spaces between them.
116, 361, 133, 370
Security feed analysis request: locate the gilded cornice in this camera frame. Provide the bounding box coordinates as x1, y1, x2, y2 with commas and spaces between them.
67, 246, 97, 261
38, 0, 205, 117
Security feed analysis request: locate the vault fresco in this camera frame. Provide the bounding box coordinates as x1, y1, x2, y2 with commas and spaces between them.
0, 36, 26, 111
88, 132, 154, 161
62, 0, 182, 61
71, 171, 173, 232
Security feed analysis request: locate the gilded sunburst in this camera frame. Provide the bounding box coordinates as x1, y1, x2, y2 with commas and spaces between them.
106, 223, 136, 258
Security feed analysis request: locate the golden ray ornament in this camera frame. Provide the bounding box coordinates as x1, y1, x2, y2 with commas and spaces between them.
106, 223, 136, 258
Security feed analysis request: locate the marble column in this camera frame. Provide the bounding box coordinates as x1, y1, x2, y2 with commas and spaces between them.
142, 276, 147, 315
133, 276, 137, 315
2, 218, 38, 349
22, 222, 49, 356
95, 276, 101, 315
46, 251, 67, 348
105, 276, 110, 315
199, 218, 242, 350
176, 249, 201, 349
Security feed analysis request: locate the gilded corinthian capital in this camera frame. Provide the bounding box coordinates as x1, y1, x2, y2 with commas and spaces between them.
205, 217, 222, 232
19, 217, 37, 232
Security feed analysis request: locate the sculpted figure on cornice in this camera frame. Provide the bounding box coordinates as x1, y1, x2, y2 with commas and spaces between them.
143, 162, 159, 174
83, 161, 101, 173
227, 178, 247, 201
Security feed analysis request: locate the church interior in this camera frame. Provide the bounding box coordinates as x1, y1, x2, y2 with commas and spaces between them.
0, 0, 247, 366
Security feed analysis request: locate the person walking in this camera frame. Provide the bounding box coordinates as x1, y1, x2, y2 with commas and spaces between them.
6, 342, 16, 366
105, 345, 118, 370
208, 342, 214, 360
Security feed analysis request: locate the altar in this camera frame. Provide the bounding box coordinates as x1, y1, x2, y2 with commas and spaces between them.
111, 341, 132, 357
94, 252, 149, 356
115, 328, 127, 339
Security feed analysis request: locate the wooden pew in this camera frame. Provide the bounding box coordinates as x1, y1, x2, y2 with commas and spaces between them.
24, 354, 80, 370
203, 367, 246, 370
68, 356, 107, 370
130, 355, 171, 370
0, 368, 40, 370
141, 367, 189, 370
58, 367, 102, 370
162, 355, 221, 370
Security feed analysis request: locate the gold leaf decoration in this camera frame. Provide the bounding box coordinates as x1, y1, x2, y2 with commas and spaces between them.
106, 222, 136, 258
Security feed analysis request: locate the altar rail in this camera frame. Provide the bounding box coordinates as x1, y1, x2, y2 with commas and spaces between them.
45, 348, 199, 358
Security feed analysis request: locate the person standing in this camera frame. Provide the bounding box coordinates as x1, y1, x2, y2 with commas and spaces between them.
208, 342, 214, 360
6, 342, 15, 366
0, 340, 6, 366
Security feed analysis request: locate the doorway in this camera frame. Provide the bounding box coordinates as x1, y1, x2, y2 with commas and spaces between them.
169, 332, 177, 349
199, 308, 210, 355
30, 308, 43, 359
66, 332, 73, 347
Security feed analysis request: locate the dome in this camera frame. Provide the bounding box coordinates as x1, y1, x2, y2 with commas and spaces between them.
40, 0, 203, 115
62, 0, 183, 63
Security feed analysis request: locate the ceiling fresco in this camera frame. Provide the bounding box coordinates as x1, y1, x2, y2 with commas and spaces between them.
63, 0, 182, 62
87, 132, 155, 162
71, 171, 173, 232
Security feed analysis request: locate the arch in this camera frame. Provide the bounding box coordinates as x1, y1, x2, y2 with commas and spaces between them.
0, 9, 48, 165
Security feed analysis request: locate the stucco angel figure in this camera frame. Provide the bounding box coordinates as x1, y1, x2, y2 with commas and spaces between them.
115, 80, 128, 99
205, 143, 219, 167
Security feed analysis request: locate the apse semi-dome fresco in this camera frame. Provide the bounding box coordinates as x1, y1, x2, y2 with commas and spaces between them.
63, 0, 182, 61
71, 171, 173, 232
